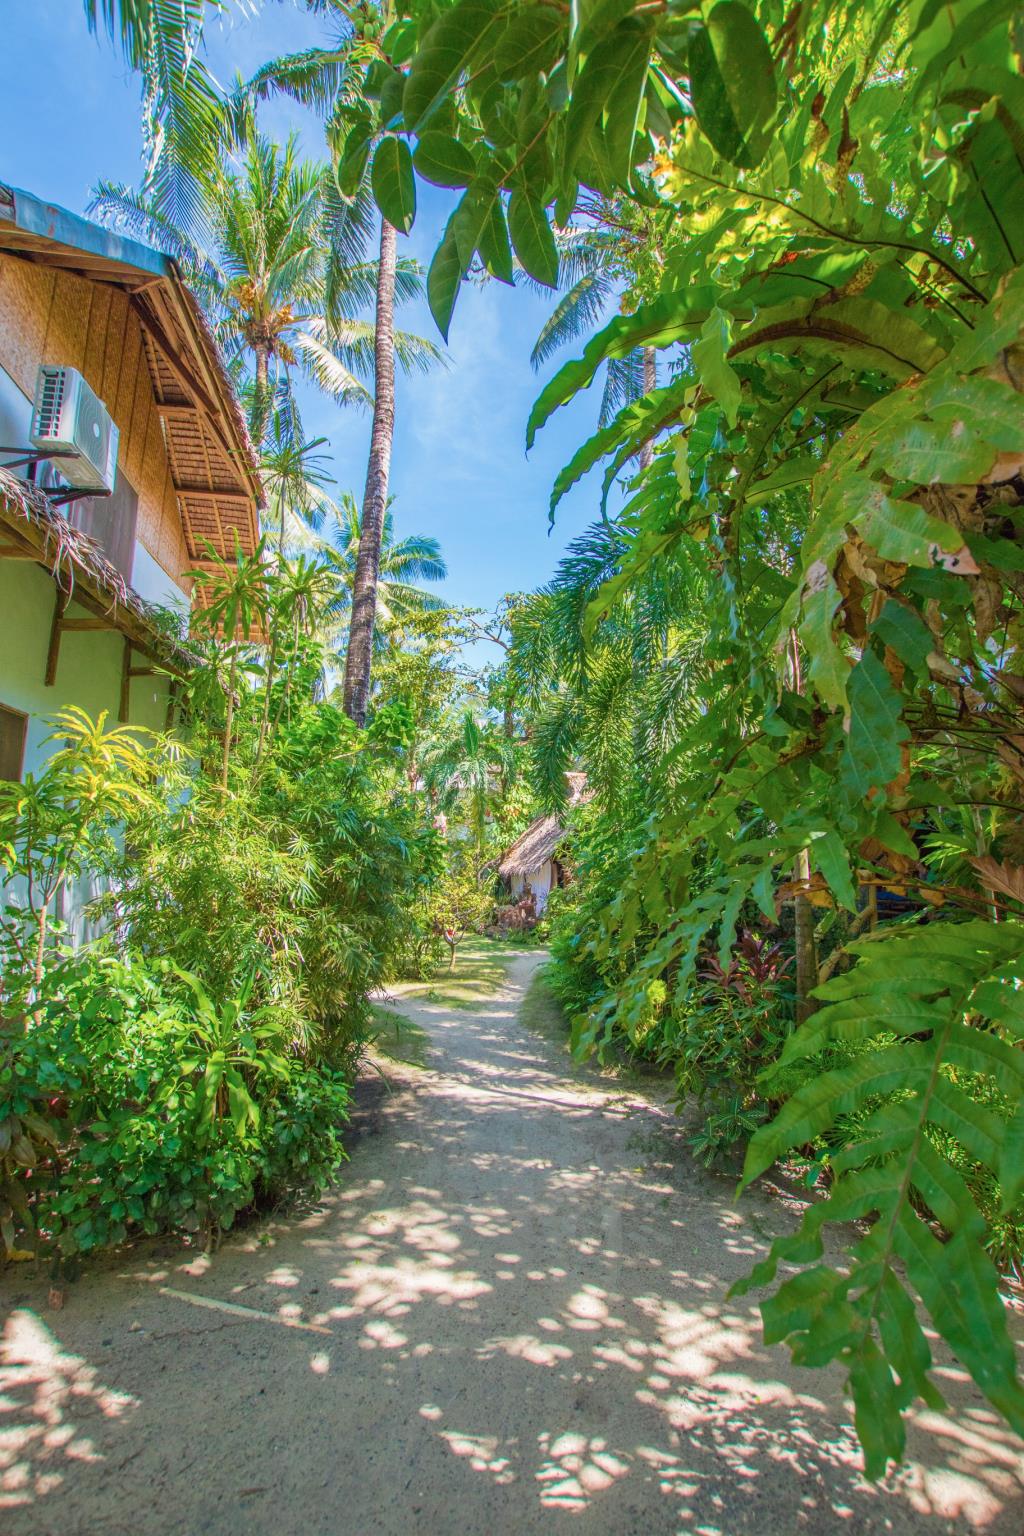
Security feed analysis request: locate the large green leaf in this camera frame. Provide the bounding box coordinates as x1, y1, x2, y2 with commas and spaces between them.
840, 648, 908, 797
493, 7, 564, 81
563, 20, 653, 185
403, 0, 505, 132
477, 198, 514, 283
688, 1, 777, 169
427, 212, 462, 340
526, 290, 711, 446
413, 131, 477, 187
693, 307, 742, 426
371, 135, 417, 234
508, 191, 559, 286
736, 921, 1024, 1475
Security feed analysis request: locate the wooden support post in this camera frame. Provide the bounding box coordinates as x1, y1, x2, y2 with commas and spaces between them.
165, 677, 179, 732
119, 636, 133, 722
44, 585, 69, 686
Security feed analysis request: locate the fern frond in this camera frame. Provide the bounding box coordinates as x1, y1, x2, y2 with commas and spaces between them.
734, 920, 1024, 1478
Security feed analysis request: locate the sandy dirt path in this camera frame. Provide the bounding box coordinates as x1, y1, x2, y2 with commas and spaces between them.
3, 949, 1024, 1535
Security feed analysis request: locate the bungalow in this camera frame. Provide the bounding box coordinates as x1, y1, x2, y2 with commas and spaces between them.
497, 772, 589, 914
0, 181, 262, 784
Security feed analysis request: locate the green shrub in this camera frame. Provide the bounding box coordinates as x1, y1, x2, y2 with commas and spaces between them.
3, 951, 350, 1259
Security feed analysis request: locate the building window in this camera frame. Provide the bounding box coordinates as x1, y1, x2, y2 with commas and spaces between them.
0, 703, 27, 782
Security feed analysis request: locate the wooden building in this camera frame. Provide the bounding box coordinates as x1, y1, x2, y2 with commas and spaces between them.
0, 180, 262, 783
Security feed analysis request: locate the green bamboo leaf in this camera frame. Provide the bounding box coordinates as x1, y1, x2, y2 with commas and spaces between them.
371, 136, 417, 234
413, 131, 477, 188
508, 191, 559, 287
688, 1, 777, 169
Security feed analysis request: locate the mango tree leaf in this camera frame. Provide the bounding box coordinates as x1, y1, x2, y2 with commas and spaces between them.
688, 1, 777, 169
563, 20, 654, 185
403, 0, 504, 132
508, 191, 559, 286
427, 212, 462, 340
693, 306, 742, 426
413, 130, 477, 187
371, 136, 416, 234
841, 648, 909, 798
337, 119, 373, 197
493, 7, 564, 81
453, 180, 498, 269
478, 198, 514, 283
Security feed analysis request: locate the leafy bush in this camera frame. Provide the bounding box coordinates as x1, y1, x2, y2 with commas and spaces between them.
2, 951, 351, 1259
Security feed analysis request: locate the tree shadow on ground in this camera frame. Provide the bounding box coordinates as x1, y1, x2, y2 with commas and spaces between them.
3, 957, 1023, 1535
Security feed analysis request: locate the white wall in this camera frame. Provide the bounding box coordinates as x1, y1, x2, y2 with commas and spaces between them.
511, 861, 555, 912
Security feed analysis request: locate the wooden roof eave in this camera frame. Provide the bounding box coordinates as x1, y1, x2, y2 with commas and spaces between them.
0, 471, 196, 675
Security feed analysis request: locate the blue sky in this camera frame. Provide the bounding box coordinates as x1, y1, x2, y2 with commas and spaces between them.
1, 1, 613, 660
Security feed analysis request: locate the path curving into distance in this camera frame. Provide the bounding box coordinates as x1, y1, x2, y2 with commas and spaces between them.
3, 948, 1023, 1534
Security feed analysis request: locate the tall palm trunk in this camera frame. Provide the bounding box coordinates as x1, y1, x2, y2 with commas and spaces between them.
343, 217, 397, 726
252, 343, 272, 451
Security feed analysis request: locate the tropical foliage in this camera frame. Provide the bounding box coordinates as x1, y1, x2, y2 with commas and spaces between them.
24, 0, 1024, 1481
327, 0, 1024, 1477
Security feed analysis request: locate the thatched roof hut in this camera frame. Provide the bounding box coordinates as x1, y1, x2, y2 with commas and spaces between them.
498, 813, 564, 881
497, 774, 590, 910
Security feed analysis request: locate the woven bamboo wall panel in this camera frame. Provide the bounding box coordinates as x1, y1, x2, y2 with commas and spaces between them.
0, 256, 56, 396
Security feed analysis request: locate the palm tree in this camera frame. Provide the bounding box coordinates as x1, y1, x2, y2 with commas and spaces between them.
342, 213, 397, 726
422, 712, 519, 854
527, 220, 659, 464
239, 3, 427, 725
298, 493, 447, 653
83, 0, 225, 231
92, 134, 440, 450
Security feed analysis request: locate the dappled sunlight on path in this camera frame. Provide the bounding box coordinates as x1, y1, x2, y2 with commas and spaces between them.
2, 950, 1023, 1534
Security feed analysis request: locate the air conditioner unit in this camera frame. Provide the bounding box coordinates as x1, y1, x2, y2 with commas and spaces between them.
30, 366, 119, 495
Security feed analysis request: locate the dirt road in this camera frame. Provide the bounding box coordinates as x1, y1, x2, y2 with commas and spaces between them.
3, 950, 1023, 1534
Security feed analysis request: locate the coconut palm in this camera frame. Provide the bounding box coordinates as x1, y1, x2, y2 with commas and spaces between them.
83, 0, 226, 231
301, 493, 447, 648
239, 3, 426, 725
421, 712, 519, 853
92, 134, 441, 449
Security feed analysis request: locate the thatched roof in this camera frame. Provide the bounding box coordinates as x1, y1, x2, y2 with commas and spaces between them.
0, 183, 263, 584
498, 813, 565, 879
497, 773, 591, 879
0, 467, 194, 670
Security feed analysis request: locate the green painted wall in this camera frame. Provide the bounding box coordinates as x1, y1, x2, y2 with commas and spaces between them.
0, 557, 171, 774
0, 557, 175, 942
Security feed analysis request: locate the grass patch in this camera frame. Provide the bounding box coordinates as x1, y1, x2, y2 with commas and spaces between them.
519, 965, 572, 1049
400, 937, 520, 1009
368, 1003, 432, 1068
520, 967, 672, 1087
